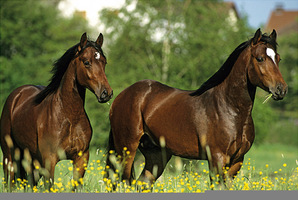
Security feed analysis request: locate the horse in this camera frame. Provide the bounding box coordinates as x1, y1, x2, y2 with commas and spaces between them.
105, 29, 287, 189
0, 32, 113, 189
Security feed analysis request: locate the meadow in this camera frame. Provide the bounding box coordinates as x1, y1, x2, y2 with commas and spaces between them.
0, 143, 297, 193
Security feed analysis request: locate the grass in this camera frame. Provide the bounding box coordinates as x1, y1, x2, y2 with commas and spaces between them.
0, 143, 297, 193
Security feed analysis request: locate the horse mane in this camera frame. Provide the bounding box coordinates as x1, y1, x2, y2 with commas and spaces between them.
35, 40, 105, 104
190, 33, 277, 96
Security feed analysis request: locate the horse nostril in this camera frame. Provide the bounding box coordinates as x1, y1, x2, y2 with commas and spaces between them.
274, 83, 287, 99
277, 85, 282, 95
100, 89, 108, 99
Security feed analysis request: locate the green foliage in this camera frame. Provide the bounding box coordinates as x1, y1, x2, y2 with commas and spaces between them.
272, 32, 298, 111
0, 0, 91, 106
100, 0, 251, 90
252, 91, 279, 145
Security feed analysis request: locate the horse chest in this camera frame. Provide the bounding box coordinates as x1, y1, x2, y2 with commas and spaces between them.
39, 115, 92, 157
62, 119, 92, 155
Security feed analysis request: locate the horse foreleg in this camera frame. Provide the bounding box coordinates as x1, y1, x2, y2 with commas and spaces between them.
41, 155, 57, 191
224, 157, 244, 187
208, 152, 244, 189
207, 151, 230, 189
72, 150, 89, 190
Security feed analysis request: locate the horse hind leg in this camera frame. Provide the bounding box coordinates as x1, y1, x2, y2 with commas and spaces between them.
105, 128, 141, 190
0, 100, 17, 190
137, 134, 172, 190
1, 134, 15, 190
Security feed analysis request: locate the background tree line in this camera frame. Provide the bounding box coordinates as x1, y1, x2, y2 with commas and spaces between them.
0, 0, 297, 149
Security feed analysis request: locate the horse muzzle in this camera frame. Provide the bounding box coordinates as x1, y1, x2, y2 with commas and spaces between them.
270, 82, 288, 101
97, 89, 113, 103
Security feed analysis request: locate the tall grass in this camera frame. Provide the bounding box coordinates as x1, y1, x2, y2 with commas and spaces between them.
0, 144, 297, 193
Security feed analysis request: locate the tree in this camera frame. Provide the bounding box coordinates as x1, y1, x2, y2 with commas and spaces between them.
99, 0, 251, 90
0, 0, 91, 106
271, 32, 298, 111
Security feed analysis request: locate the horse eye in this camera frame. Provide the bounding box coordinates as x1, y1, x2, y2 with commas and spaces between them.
84, 60, 90, 66
256, 57, 264, 62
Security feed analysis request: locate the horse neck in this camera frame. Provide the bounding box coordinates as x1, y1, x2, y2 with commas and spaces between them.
216, 47, 256, 113
56, 62, 86, 112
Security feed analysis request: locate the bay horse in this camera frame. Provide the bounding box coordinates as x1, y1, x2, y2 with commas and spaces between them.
0, 33, 113, 189
105, 29, 287, 189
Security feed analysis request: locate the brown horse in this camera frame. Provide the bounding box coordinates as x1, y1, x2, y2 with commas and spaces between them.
105, 29, 287, 189
0, 33, 113, 189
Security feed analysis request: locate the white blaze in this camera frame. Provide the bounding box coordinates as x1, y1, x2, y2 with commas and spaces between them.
266, 48, 276, 65
95, 52, 100, 60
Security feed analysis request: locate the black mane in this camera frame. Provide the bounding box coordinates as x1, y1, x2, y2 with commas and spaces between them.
190, 33, 277, 96
35, 40, 105, 104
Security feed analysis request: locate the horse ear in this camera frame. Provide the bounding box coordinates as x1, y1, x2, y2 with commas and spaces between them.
96, 33, 104, 47
270, 29, 277, 41
79, 32, 88, 49
252, 28, 262, 45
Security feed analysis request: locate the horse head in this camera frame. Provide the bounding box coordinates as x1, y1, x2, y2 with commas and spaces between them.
248, 29, 288, 100
74, 33, 113, 103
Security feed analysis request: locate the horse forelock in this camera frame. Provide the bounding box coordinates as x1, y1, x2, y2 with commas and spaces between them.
259, 33, 278, 51
78, 41, 106, 60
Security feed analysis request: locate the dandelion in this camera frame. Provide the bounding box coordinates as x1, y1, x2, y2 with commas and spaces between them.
56, 182, 63, 188
283, 163, 287, 167
243, 182, 250, 190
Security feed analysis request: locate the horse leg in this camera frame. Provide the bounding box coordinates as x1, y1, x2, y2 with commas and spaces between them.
72, 150, 89, 191
207, 151, 230, 189
106, 131, 141, 189
2, 152, 14, 190
224, 156, 244, 188
117, 141, 139, 184
0, 118, 15, 190
209, 152, 245, 189
138, 138, 172, 190
41, 154, 57, 190
13, 147, 27, 184
107, 113, 144, 188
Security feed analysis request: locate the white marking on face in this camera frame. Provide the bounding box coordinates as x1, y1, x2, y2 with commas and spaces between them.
266, 48, 276, 65
95, 52, 100, 60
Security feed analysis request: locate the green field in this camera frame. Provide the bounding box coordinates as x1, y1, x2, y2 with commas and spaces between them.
0, 143, 297, 193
